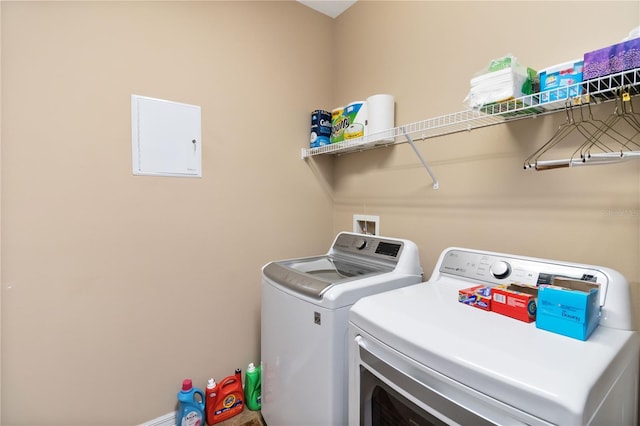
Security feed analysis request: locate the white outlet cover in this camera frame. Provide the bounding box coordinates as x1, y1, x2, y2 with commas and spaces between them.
131, 95, 202, 177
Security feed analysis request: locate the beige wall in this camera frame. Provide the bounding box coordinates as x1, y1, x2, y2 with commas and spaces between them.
331, 2, 640, 321
1, 2, 333, 425
2, 1, 640, 425
0, 2, 3, 422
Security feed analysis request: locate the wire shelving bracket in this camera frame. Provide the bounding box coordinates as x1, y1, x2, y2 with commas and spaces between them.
402, 127, 439, 190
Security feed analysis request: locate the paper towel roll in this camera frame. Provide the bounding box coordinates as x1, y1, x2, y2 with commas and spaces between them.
344, 123, 364, 140
331, 106, 346, 144
342, 101, 368, 140
367, 94, 395, 142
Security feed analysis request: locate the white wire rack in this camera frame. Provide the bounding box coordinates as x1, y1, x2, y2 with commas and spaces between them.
301, 67, 640, 160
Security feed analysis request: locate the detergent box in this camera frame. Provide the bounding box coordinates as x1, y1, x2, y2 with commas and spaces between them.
491, 284, 538, 323
458, 285, 492, 311
538, 60, 583, 106
536, 278, 600, 341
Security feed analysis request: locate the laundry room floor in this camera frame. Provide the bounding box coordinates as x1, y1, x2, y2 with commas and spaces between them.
218, 409, 265, 426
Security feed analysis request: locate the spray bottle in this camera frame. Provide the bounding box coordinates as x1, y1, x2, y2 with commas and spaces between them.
244, 362, 261, 411
177, 379, 205, 426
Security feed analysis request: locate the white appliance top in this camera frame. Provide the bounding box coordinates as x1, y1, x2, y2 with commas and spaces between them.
350, 247, 640, 425
262, 232, 423, 305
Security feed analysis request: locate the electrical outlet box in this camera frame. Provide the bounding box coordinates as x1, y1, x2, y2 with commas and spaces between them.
353, 215, 380, 235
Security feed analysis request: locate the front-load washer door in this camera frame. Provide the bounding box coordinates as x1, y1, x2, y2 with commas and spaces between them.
263, 255, 391, 299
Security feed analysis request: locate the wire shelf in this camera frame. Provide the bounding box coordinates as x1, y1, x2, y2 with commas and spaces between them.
301, 67, 640, 159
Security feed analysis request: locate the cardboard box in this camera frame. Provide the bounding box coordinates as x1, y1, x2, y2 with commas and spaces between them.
458, 285, 492, 311
492, 284, 538, 322
536, 278, 600, 341
583, 37, 640, 80
539, 60, 583, 105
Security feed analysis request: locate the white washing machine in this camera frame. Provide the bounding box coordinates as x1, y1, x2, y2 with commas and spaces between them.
349, 247, 640, 425
261, 232, 423, 426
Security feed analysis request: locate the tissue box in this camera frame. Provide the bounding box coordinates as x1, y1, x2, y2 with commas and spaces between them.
539, 60, 584, 105
536, 278, 600, 341
458, 285, 492, 311
583, 37, 640, 80
492, 284, 538, 323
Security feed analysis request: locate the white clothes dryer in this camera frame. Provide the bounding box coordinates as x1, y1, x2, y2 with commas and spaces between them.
349, 247, 639, 426
261, 232, 423, 426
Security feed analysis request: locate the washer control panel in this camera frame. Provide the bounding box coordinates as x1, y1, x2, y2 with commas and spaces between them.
332, 232, 403, 262
439, 248, 607, 289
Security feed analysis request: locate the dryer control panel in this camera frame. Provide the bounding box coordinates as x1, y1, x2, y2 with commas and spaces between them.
439, 248, 608, 294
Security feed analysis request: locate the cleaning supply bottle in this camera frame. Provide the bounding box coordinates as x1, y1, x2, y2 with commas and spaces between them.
244, 362, 261, 411
177, 379, 205, 426
206, 368, 245, 425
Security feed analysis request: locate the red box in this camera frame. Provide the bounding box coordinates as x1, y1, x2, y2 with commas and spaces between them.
458, 285, 492, 311
492, 284, 538, 322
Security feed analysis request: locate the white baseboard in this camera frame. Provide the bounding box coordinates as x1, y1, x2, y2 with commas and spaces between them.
138, 411, 176, 426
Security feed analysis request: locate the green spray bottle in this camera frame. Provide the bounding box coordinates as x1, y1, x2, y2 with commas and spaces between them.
244, 362, 261, 411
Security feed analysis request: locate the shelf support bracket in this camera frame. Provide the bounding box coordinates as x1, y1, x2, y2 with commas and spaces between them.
402, 127, 439, 190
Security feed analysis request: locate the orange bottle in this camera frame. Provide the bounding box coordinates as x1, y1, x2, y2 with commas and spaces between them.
205, 369, 245, 425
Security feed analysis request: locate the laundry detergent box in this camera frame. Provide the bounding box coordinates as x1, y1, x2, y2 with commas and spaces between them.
491, 283, 538, 323
458, 285, 492, 311
538, 60, 583, 107
536, 278, 600, 341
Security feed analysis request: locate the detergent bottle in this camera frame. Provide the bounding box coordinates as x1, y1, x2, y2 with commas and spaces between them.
206, 368, 245, 425
244, 362, 261, 411
177, 379, 205, 426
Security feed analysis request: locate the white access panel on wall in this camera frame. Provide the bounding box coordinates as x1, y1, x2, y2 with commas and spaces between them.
131, 95, 202, 177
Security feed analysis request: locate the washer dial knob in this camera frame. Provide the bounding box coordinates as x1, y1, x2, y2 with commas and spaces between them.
490, 261, 511, 279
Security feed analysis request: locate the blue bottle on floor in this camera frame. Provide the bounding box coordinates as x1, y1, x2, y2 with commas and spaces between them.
177, 379, 205, 426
